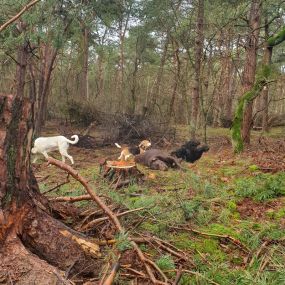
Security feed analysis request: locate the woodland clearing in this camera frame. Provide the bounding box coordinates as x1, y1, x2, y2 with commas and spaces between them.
31, 122, 285, 285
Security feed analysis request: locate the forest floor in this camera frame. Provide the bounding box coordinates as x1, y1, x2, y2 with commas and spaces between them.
33, 122, 285, 285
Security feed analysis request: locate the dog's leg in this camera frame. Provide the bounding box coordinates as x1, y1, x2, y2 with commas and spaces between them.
59, 148, 74, 164
42, 151, 49, 160
118, 152, 123, 160
32, 154, 39, 163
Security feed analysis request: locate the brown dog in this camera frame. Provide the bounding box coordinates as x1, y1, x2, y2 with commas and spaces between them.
115, 140, 151, 161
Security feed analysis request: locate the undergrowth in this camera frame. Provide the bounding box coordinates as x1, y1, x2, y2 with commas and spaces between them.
36, 138, 285, 285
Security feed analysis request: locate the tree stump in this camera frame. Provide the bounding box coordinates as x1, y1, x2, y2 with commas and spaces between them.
99, 159, 144, 189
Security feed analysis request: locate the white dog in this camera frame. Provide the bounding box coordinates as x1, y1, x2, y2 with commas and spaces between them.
31, 135, 79, 164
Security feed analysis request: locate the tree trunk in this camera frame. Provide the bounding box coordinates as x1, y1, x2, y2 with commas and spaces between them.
148, 34, 169, 116
80, 26, 89, 101
0, 45, 100, 284
34, 44, 58, 136
261, 15, 273, 132
191, 0, 204, 138
168, 39, 180, 121
241, 0, 262, 143
129, 38, 140, 114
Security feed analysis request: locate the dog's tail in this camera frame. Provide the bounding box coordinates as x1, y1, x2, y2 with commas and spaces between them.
115, 143, 121, 149
66, 135, 79, 144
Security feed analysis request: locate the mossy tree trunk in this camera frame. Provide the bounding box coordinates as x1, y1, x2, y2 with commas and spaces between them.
231, 66, 270, 152
261, 14, 273, 132
241, 0, 262, 144
231, 9, 285, 153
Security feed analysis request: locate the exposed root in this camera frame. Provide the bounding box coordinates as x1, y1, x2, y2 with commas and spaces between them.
0, 237, 72, 285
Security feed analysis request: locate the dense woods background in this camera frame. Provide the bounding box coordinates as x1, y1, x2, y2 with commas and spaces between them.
1, 0, 285, 144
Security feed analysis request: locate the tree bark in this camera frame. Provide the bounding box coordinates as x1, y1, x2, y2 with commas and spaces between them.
80, 25, 90, 101
148, 34, 169, 116
261, 15, 273, 132
0, 44, 100, 283
241, 0, 262, 143
168, 39, 180, 121
34, 44, 58, 136
191, 0, 204, 138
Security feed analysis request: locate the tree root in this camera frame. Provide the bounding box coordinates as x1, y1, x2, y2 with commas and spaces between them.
0, 237, 72, 285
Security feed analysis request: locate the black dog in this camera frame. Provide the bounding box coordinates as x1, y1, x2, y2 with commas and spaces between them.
171, 140, 209, 163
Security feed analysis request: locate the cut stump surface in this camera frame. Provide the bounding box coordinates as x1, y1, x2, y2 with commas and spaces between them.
99, 159, 144, 189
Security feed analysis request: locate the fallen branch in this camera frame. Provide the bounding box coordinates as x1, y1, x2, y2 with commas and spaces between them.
47, 157, 164, 284
42, 174, 70, 194
49, 195, 92, 203
145, 258, 169, 283
171, 226, 250, 254
81, 207, 145, 231
47, 158, 123, 231
0, 0, 40, 33
249, 240, 270, 267
102, 260, 120, 285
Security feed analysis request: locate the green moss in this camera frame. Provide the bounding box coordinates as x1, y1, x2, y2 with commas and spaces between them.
268, 26, 285, 47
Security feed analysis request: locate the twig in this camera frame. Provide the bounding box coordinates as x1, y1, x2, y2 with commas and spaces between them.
102, 260, 120, 285
173, 266, 183, 285
49, 195, 92, 203
42, 174, 70, 194
182, 269, 220, 285
171, 226, 250, 253
145, 258, 169, 283
249, 240, 270, 267
35, 174, 50, 182
123, 267, 147, 278
0, 0, 40, 33
81, 207, 145, 231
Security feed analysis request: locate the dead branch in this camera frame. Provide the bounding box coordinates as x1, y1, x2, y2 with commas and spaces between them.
47, 157, 123, 231
249, 240, 270, 267
98, 262, 110, 285
122, 266, 147, 278
49, 195, 92, 203
182, 269, 220, 285
47, 157, 165, 284
0, 0, 40, 33
173, 266, 183, 285
102, 260, 120, 285
81, 207, 145, 231
171, 226, 250, 254
42, 174, 70, 194
145, 258, 169, 283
